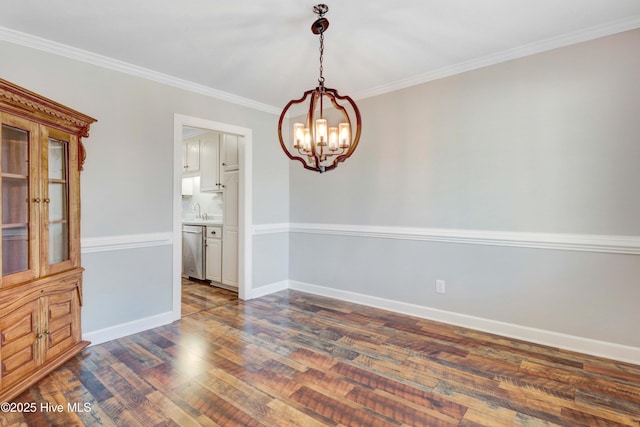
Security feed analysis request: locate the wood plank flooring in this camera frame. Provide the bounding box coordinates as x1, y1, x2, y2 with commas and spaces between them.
3, 278, 640, 426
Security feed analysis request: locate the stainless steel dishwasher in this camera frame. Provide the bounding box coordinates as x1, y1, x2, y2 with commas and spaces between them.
182, 224, 205, 280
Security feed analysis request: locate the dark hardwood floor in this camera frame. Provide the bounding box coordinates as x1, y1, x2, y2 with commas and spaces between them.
3, 278, 640, 426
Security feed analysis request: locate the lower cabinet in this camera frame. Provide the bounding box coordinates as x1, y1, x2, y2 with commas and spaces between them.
0, 270, 88, 401
221, 228, 238, 288
205, 226, 222, 283
222, 170, 239, 289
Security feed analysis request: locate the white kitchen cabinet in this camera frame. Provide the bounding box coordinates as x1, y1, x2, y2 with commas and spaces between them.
205, 226, 222, 283
222, 170, 239, 288
199, 134, 221, 191
188, 132, 236, 192
222, 229, 238, 287
221, 134, 239, 172
222, 170, 239, 227
181, 177, 194, 196
182, 139, 200, 175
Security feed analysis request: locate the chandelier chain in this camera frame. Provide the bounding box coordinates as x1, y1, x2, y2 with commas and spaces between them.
318, 31, 325, 86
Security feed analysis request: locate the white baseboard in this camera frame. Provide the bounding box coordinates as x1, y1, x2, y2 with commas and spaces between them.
248, 280, 289, 299
82, 278, 640, 365
286, 280, 640, 366
83, 311, 174, 346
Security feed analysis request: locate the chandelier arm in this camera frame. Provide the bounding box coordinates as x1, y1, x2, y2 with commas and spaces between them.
325, 89, 362, 167
308, 90, 322, 170
278, 89, 320, 171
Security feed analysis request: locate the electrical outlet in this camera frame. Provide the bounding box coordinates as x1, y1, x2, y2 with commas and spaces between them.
435, 279, 446, 294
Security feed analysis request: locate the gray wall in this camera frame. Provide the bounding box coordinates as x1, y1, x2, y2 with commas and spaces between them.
290, 29, 640, 347
0, 39, 289, 332
3, 27, 638, 350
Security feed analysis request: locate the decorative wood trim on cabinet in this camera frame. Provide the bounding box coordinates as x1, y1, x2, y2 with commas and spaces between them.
0, 78, 95, 402
0, 79, 95, 137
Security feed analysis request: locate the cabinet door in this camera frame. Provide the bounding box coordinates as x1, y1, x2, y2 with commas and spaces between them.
221, 229, 238, 288
205, 238, 222, 283
221, 134, 239, 171
222, 171, 238, 227
184, 140, 200, 174
1, 115, 40, 287
0, 299, 39, 390
222, 170, 238, 288
40, 127, 79, 277
42, 288, 80, 363
200, 134, 220, 192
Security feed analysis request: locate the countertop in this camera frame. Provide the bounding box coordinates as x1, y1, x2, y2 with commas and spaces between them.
182, 219, 223, 226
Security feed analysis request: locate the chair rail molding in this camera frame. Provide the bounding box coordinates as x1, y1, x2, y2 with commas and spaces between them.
81, 232, 173, 253
252, 223, 290, 235
275, 222, 640, 255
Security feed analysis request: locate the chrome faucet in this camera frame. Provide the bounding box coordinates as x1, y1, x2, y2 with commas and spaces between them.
192, 202, 201, 218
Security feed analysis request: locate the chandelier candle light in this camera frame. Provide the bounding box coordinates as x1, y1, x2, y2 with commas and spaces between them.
278, 4, 362, 173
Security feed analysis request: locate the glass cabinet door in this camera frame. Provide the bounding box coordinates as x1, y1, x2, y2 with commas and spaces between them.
1, 118, 78, 283
40, 126, 76, 276
1, 120, 37, 284
46, 137, 69, 265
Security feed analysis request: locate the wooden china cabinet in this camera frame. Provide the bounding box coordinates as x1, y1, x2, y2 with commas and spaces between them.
0, 78, 96, 401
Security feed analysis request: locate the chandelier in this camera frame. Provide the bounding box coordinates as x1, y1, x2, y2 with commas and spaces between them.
278, 4, 362, 173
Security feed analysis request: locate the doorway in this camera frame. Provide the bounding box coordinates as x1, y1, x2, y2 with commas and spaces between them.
172, 114, 253, 321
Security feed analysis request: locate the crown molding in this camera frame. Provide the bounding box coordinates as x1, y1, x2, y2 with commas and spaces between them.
2, 14, 639, 111
352, 14, 640, 100
0, 26, 282, 116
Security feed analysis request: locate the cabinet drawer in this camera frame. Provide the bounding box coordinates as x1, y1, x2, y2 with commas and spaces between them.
206, 226, 222, 239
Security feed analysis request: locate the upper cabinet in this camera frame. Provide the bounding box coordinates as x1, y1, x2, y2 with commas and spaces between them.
182, 138, 200, 175
0, 77, 95, 402
199, 133, 221, 192
184, 132, 239, 192
221, 134, 239, 172
1, 83, 94, 286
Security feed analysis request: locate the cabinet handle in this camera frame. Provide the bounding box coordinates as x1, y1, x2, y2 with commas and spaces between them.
222, 163, 226, 166
33, 197, 41, 203
43, 198, 50, 204
44, 329, 51, 335
36, 332, 43, 339
210, 231, 216, 235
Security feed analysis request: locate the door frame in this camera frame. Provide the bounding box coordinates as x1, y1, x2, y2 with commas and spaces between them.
172, 114, 253, 320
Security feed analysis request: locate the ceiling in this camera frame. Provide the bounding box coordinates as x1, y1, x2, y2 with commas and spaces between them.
1, 1, 639, 111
